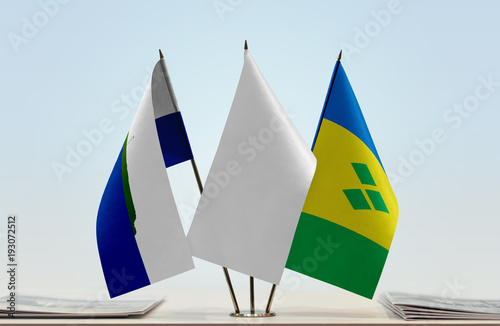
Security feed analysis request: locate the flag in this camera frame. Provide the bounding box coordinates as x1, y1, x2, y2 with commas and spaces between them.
96, 57, 194, 298
187, 49, 316, 284
286, 57, 398, 299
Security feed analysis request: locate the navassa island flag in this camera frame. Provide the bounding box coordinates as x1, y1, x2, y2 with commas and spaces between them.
97, 54, 194, 298
286, 52, 398, 299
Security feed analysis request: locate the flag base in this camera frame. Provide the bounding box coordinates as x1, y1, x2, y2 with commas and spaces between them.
229, 310, 276, 317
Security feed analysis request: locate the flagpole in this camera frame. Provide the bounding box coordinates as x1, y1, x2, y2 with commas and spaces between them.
244, 40, 280, 317
233, 40, 277, 318
244, 39, 257, 317
158, 49, 240, 314
265, 284, 277, 314
311, 49, 342, 150
250, 276, 255, 314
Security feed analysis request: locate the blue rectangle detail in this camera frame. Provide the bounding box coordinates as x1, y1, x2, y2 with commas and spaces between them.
155, 112, 193, 168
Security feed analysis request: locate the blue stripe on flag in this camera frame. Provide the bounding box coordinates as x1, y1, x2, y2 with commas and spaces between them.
322, 63, 383, 167
155, 111, 193, 168
96, 148, 150, 298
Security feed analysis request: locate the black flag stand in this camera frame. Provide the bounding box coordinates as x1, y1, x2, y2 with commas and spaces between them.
229, 276, 277, 317
159, 49, 241, 315
159, 42, 283, 317
229, 41, 279, 318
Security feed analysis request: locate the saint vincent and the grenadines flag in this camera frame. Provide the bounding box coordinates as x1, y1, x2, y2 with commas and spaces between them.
96, 56, 194, 298
286, 55, 398, 299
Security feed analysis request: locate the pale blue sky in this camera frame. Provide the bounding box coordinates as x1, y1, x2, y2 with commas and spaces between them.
1, 0, 500, 301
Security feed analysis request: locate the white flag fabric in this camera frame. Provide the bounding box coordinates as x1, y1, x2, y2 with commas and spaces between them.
187, 50, 316, 284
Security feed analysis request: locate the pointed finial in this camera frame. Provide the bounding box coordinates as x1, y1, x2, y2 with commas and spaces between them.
159, 49, 164, 59
337, 50, 342, 61
244, 40, 248, 50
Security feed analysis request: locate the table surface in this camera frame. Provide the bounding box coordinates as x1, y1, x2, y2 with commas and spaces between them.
2, 289, 500, 325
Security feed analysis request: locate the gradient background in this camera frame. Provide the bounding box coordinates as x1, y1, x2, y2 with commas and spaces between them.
1, 0, 499, 304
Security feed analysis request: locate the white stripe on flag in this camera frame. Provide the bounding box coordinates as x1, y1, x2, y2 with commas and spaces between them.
127, 75, 194, 283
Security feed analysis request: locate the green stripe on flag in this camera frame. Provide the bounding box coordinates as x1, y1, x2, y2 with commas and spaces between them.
286, 212, 388, 299
121, 134, 137, 235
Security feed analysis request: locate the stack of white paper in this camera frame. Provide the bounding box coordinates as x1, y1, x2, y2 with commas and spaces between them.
380, 292, 500, 320
0, 294, 163, 318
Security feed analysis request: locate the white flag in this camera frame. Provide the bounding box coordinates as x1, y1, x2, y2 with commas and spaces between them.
187, 50, 316, 284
